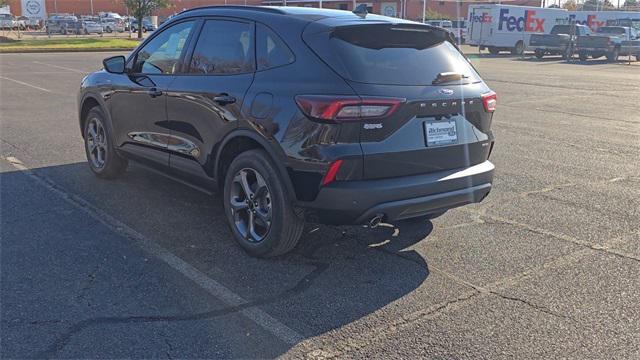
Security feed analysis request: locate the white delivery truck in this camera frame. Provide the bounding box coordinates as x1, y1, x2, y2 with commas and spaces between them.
467, 4, 569, 55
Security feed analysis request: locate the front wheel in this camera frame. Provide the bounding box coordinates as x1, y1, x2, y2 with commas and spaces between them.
223, 149, 304, 257
83, 107, 128, 179
534, 49, 544, 59
579, 51, 588, 61
488, 47, 500, 55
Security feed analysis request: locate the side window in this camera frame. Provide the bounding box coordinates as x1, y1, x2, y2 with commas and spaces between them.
133, 21, 194, 75
256, 24, 294, 71
188, 20, 254, 75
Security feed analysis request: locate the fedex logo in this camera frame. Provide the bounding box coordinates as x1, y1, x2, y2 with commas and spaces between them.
568, 14, 605, 31
469, 12, 492, 23
498, 9, 545, 32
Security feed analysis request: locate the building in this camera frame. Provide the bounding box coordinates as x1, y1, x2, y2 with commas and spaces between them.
6, 0, 542, 21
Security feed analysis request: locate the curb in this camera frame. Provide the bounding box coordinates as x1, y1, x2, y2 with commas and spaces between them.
0, 47, 135, 53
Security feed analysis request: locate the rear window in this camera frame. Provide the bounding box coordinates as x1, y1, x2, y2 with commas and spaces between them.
551, 25, 571, 35
304, 25, 481, 86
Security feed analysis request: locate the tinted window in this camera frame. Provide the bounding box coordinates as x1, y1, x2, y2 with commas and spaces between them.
188, 20, 254, 75
597, 27, 625, 35
551, 25, 571, 35
133, 21, 194, 74
305, 25, 480, 86
256, 24, 294, 71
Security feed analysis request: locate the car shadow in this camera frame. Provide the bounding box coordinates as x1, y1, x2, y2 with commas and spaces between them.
3, 161, 434, 357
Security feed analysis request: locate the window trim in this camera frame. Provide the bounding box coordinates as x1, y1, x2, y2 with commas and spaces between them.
181, 17, 256, 77
126, 18, 200, 76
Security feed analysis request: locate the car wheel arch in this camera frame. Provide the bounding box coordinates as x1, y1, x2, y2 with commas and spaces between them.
214, 129, 297, 202
79, 94, 114, 140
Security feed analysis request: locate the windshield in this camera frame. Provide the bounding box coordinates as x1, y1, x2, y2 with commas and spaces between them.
304, 24, 481, 86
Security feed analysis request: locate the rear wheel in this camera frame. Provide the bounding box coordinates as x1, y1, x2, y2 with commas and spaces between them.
534, 49, 544, 59
511, 41, 524, 55
83, 107, 128, 179
223, 149, 304, 257
562, 46, 572, 60
488, 47, 500, 55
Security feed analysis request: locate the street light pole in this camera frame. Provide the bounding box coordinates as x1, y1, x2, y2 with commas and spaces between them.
90, 0, 94, 15
422, 0, 426, 23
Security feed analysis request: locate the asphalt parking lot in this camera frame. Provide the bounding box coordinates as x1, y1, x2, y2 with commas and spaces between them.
1, 50, 639, 359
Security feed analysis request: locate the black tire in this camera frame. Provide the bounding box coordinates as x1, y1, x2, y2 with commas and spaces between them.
223, 149, 304, 258
562, 47, 572, 60
511, 41, 524, 55
83, 106, 128, 179
488, 47, 500, 55
606, 48, 619, 62
534, 49, 544, 59
579, 51, 588, 61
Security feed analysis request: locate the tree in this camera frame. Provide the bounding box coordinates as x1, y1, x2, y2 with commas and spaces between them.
582, 0, 615, 10
123, 0, 171, 39
562, 0, 578, 10
0, 0, 8, 7
623, 0, 637, 8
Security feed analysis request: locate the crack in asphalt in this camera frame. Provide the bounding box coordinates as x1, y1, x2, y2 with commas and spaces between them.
34, 257, 329, 358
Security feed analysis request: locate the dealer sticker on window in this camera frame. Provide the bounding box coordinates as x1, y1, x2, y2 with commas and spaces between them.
425, 120, 458, 147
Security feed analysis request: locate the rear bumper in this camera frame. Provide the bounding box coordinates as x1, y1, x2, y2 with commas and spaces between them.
302, 160, 494, 225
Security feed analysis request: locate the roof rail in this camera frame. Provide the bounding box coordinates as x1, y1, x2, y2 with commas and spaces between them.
178, 5, 286, 16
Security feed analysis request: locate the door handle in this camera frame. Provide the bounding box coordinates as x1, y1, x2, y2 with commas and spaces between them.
147, 88, 163, 98
213, 94, 236, 105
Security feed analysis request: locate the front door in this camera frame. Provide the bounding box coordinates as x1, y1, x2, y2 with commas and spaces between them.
166, 19, 256, 187
108, 20, 196, 169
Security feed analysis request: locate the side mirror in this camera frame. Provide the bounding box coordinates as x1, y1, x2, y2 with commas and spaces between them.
103, 55, 126, 74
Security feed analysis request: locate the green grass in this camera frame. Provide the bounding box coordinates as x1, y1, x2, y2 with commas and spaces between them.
0, 38, 140, 52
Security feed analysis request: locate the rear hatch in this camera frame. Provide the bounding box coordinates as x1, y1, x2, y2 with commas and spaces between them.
303, 22, 495, 179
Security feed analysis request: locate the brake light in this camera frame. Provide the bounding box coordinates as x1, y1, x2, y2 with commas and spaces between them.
295, 95, 404, 122
481, 91, 497, 112
322, 160, 344, 186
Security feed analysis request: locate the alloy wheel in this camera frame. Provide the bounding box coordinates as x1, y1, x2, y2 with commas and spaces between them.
86, 117, 107, 170
229, 168, 272, 243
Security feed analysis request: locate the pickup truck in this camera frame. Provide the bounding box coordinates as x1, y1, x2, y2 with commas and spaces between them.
576, 26, 640, 62
529, 24, 591, 59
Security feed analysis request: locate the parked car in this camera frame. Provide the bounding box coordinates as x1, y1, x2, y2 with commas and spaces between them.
130, 19, 156, 32
82, 20, 103, 34
78, 6, 496, 257
17, 16, 42, 30
101, 18, 125, 33
46, 18, 84, 35
576, 26, 640, 61
529, 24, 591, 59
0, 13, 25, 30
451, 20, 467, 44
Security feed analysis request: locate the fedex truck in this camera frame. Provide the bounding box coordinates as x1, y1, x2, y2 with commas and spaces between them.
467, 5, 569, 54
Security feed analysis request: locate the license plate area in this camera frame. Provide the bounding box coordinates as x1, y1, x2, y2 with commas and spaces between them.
424, 120, 458, 147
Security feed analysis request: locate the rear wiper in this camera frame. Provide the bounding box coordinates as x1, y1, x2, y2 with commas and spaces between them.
433, 72, 469, 84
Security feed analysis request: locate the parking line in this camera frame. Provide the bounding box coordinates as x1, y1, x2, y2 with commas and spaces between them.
0, 76, 51, 93
2, 155, 304, 346
33, 61, 88, 74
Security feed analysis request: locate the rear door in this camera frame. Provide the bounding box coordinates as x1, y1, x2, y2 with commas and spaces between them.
468, 6, 493, 46
304, 23, 495, 180
166, 18, 255, 187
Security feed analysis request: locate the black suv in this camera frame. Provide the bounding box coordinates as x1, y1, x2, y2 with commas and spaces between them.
78, 6, 496, 257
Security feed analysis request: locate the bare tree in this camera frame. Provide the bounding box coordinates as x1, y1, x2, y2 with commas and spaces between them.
123, 0, 171, 39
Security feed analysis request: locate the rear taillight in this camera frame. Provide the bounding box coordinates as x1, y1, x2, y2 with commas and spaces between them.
481, 91, 497, 112
295, 95, 404, 122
